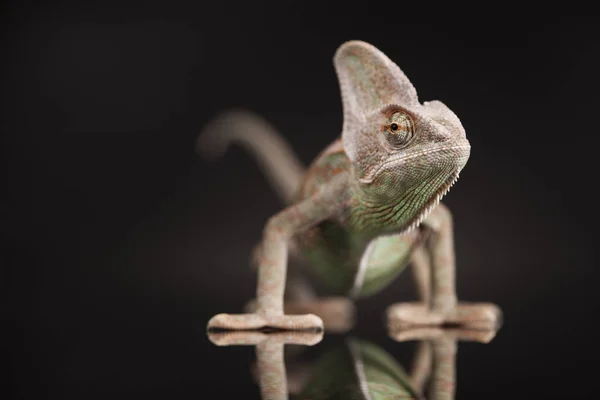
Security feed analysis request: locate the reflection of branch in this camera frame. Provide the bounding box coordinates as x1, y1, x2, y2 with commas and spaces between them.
207, 331, 323, 400
389, 327, 499, 400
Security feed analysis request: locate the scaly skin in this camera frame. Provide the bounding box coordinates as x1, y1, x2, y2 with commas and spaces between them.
199, 40, 501, 332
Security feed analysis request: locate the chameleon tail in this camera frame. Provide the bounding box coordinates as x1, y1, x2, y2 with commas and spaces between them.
196, 110, 305, 204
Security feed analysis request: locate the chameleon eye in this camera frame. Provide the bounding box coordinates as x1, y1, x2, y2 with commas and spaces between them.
385, 112, 414, 147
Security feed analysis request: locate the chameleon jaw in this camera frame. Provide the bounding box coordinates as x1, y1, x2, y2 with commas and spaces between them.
401, 171, 460, 235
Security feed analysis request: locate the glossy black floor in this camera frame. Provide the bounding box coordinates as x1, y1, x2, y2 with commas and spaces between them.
4, 271, 597, 399
3, 2, 599, 399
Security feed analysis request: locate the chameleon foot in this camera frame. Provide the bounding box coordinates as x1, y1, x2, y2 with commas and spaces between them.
386, 302, 502, 331
245, 297, 355, 333
389, 326, 498, 343
207, 313, 324, 332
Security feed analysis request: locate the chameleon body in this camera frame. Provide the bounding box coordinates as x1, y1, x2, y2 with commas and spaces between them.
295, 138, 429, 298
199, 40, 500, 331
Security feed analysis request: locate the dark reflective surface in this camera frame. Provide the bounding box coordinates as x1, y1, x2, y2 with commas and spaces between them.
208, 327, 498, 400
6, 290, 597, 399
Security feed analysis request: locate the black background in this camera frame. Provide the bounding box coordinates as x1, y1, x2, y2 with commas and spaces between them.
3, 1, 599, 398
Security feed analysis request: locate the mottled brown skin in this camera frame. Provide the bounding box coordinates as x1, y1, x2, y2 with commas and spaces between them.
198, 40, 501, 332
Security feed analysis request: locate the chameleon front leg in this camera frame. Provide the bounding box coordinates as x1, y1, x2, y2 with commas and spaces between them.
208, 175, 348, 331
244, 236, 356, 333
424, 202, 457, 314
410, 245, 431, 307
387, 204, 502, 329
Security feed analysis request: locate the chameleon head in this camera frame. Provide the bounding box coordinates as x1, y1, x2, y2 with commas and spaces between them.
334, 40, 470, 230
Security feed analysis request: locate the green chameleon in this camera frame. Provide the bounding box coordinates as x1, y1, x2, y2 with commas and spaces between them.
198, 40, 501, 331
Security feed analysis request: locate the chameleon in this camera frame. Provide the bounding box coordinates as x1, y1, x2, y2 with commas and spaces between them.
198, 40, 501, 332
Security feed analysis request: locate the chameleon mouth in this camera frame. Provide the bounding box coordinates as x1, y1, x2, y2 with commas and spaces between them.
401, 170, 460, 234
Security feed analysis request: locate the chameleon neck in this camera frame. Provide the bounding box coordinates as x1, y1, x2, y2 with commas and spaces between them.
347, 166, 454, 237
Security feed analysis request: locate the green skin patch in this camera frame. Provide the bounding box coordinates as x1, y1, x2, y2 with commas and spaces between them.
296, 148, 421, 297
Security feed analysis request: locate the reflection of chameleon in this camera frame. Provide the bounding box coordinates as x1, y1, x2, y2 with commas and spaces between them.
208, 328, 497, 400
199, 40, 500, 331
297, 338, 423, 399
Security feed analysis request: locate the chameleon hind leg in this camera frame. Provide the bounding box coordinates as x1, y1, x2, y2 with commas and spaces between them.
387, 203, 502, 330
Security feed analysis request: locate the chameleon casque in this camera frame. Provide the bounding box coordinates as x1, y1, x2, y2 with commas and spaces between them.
199, 40, 501, 332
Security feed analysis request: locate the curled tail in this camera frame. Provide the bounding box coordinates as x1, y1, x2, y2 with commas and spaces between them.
196, 110, 305, 205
